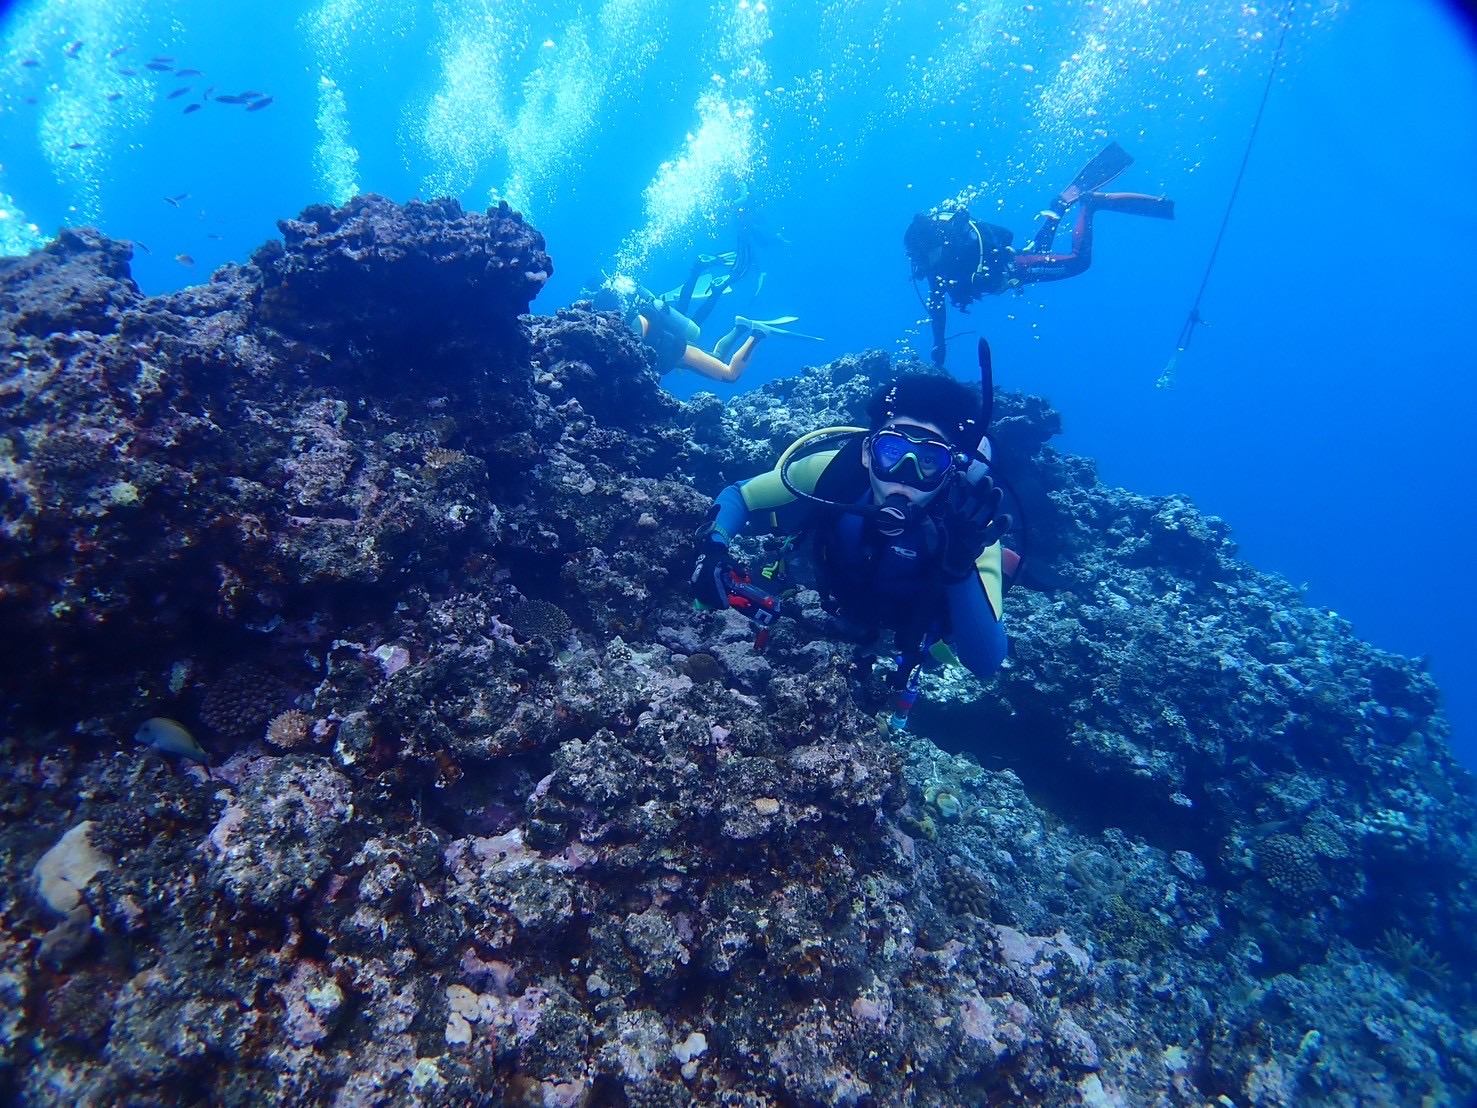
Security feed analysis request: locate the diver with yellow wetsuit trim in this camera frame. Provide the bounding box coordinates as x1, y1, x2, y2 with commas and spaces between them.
594, 273, 820, 384
691, 349, 1013, 728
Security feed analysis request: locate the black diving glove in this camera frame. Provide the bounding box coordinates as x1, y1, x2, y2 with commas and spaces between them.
691, 536, 734, 610
939, 476, 1012, 582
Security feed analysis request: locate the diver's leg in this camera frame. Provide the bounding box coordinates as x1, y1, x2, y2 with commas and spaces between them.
681, 335, 760, 383
1011, 203, 1096, 284
733, 230, 755, 283
677, 261, 705, 315
1087, 191, 1176, 220
1026, 210, 1062, 255
1026, 141, 1140, 255
712, 319, 746, 362
724, 335, 761, 380
691, 273, 732, 328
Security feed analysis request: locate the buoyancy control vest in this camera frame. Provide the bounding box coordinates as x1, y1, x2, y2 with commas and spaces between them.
813, 499, 947, 633
936, 211, 1015, 306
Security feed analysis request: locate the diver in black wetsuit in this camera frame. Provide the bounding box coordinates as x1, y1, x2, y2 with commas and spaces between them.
904, 142, 1175, 367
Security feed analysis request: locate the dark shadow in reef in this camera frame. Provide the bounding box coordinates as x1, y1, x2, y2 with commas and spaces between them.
912, 696, 1233, 883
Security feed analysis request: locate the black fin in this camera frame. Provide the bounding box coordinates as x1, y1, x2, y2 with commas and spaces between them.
1068, 141, 1135, 196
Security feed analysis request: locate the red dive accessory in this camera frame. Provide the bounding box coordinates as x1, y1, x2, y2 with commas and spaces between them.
723, 569, 782, 652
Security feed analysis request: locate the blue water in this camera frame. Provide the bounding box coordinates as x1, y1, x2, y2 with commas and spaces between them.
4, 0, 1475, 766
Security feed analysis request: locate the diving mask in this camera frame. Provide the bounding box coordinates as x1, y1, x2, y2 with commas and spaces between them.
868, 428, 958, 491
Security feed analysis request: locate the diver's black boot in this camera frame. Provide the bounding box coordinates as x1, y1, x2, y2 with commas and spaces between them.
1087, 191, 1175, 220
1027, 210, 1062, 253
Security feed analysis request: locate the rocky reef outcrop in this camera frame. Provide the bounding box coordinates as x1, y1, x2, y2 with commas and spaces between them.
0, 196, 1473, 1106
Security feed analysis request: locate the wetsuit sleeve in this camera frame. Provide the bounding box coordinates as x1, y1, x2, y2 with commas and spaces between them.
927, 277, 948, 366
711, 448, 841, 539
944, 543, 1007, 680
710, 484, 750, 546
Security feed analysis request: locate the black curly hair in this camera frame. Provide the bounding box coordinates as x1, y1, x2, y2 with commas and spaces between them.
903, 213, 947, 279
866, 372, 983, 447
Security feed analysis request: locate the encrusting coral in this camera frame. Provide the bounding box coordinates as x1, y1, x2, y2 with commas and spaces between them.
0, 196, 1473, 1106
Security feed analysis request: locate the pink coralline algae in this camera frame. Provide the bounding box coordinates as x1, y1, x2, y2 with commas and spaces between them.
273, 960, 346, 1046
204, 755, 355, 909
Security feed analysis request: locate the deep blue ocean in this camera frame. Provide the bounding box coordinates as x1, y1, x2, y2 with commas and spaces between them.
4, 0, 1475, 767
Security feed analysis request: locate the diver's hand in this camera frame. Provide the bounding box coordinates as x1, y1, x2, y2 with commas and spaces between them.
691, 537, 734, 610
940, 476, 1012, 582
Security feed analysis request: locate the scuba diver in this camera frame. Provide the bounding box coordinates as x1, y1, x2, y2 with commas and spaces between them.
905, 141, 1175, 366
593, 271, 819, 385
719, 178, 789, 299
690, 344, 1015, 729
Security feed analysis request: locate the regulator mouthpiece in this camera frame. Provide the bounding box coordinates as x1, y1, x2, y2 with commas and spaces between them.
874, 495, 912, 538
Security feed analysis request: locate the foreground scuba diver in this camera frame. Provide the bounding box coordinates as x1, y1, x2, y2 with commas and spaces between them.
593, 273, 819, 385
690, 345, 1014, 728
905, 141, 1175, 366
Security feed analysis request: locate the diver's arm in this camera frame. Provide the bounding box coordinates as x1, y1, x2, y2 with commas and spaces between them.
709, 484, 752, 545
693, 484, 750, 609
709, 446, 840, 540
698, 441, 837, 606
944, 566, 1008, 680
927, 277, 948, 366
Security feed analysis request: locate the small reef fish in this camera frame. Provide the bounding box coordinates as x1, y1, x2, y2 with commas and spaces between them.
145, 62, 174, 71
174, 254, 194, 266
213, 94, 250, 104
182, 103, 201, 114
207, 232, 222, 240
21, 58, 39, 68
68, 142, 89, 150
164, 192, 189, 206
149, 55, 175, 64
117, 68, 137, 76
108, 45, 130, 58
167, 86, 190, 99
134, 717, 209, 763
133, 241, 152, 255
64, 41, 83, 58
106, 92, 122, 101
175, 68, 202, 77
245, 97, 273, 112
202, 86, 214, 99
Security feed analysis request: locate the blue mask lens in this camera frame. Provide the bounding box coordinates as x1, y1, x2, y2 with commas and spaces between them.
870, 430, 955, 488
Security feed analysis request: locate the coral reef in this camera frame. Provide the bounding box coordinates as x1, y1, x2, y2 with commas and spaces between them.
0, 197, 1474, 1105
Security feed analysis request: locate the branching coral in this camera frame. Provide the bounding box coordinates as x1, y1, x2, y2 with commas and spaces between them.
1375, 928, 1452, 994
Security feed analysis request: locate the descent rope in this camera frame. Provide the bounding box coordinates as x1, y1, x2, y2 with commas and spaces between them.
1159, 7, 1293, 389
